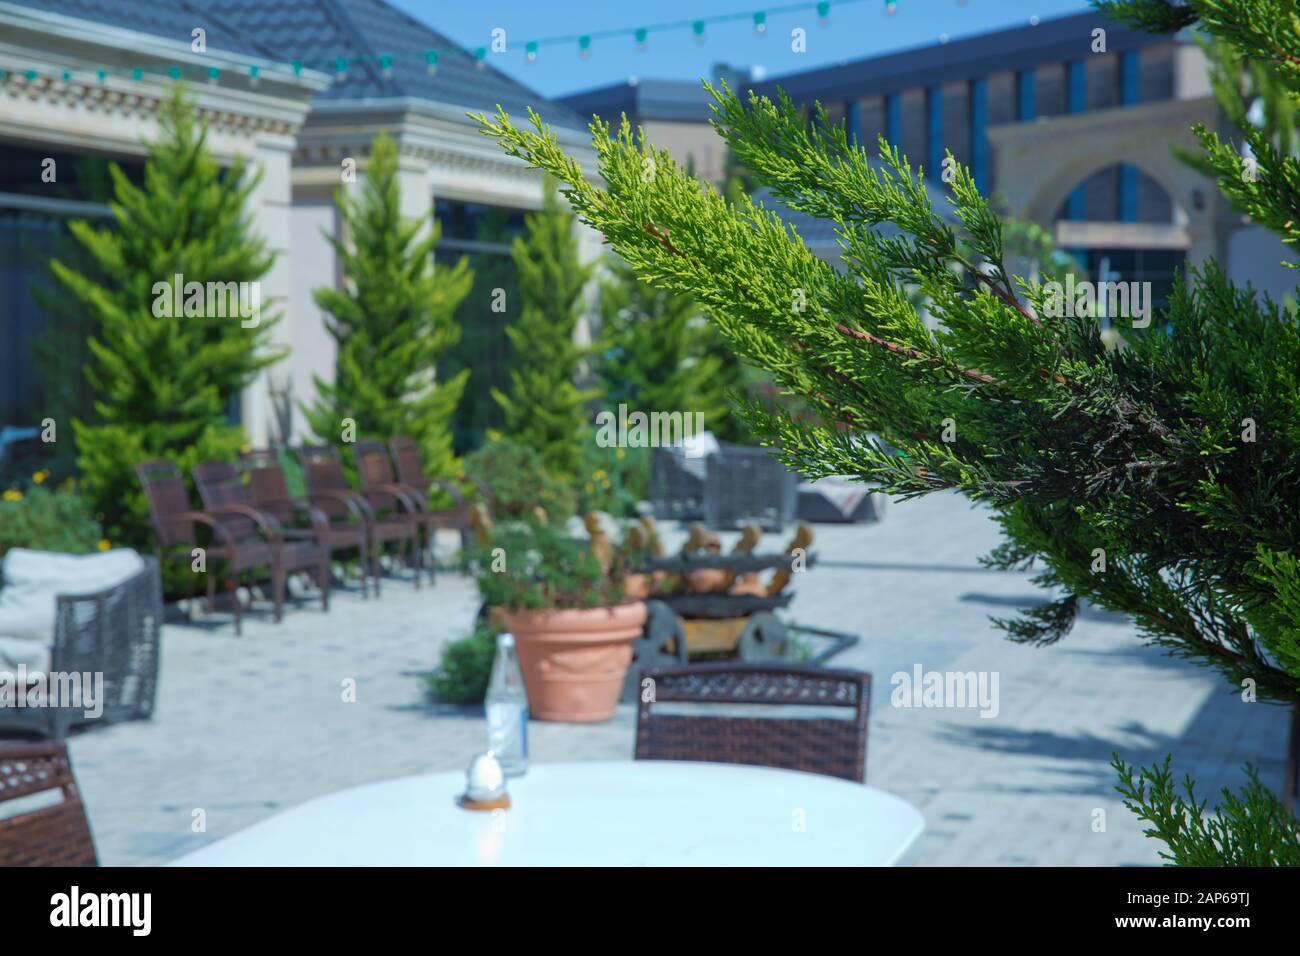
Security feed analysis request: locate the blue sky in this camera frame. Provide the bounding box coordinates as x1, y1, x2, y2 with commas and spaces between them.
389, 0, 1094, 99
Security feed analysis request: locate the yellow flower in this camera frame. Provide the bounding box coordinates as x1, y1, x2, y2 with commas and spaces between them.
98, 539, 111, 551
585, 483, 595, 494
239, 444, 252, 455
593, 469, 606, 480
2, 489, 23, 502
32, 470, 49, 485
615, 448, 626, 460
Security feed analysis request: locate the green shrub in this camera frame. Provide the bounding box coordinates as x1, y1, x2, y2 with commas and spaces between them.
471, 515, 622, 611
0, 482, 104, 560
464, 437, 575, 520
427, 623, 497, 705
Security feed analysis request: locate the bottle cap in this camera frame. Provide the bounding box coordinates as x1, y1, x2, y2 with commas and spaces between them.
497, 632, 515, 648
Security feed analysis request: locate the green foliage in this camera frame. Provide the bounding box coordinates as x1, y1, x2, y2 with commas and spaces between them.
0, 482, 104, 560
427, 623, 497, 705
1113, 754, 1300, 865
474, 0, 1300, 864
304, 132, 472, 481
463, 437, 575, 520
471, 516, 622, 611
577, 435, 648, 518
597, 256, 745, 441
492, 182, 594, 482
49, 85, 279, 547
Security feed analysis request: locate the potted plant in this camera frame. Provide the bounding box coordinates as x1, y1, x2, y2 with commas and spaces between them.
472, 516, 646, 722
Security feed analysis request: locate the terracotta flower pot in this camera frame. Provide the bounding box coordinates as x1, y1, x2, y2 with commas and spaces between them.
501, 601, 648, 722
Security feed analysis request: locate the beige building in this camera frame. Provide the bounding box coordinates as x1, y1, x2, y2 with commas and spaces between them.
0, 0, 600, 449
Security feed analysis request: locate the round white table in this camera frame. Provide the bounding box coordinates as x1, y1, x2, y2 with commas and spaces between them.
170, 761, 924, 866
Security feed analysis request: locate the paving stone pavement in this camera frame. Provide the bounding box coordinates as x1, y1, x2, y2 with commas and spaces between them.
31, 492, 1290, 866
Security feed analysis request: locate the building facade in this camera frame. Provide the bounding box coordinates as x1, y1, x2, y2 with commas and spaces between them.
0, 0, 600, 449
563, 10, 1295, 311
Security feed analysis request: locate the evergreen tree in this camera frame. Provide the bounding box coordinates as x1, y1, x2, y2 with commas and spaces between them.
492, 182, 594, 481
476, 0, 1300, 863
304, 132, 472, 481
51, 85, 282, 546
596, 256, 737, 438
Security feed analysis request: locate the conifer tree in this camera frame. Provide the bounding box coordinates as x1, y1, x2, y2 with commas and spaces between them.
51, 85, 281, 546
492, 182, 594, 481
476, 0, 1300, 862
304, 132, 472, 481
597, 256, 737, 438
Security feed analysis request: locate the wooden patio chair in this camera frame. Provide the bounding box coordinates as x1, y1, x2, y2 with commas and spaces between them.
193, 460, 330, 615
297, 444, 421, 591
634, 662, 871, 783
240, 448, 373, 599
137, 459, 287, 636
0, 741, 97, 866
389, 435, 488, 551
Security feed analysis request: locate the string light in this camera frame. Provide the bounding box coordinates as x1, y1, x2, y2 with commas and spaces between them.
3, 2, 941, 86
248, 64, 259, 86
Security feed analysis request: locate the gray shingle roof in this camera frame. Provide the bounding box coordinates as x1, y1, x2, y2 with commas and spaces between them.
13, 0, 586, 129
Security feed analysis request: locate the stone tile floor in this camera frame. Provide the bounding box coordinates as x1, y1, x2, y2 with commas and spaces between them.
27, 491, 1290, 866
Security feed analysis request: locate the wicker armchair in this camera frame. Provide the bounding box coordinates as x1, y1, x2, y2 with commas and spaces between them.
241, 449, 374, 599
635, 662, 871, 783
0, 741, 97, 866
298, 444, 421, 591
194, 460, 330, 614
0, 557, 162, 739
389, 435, 489, 551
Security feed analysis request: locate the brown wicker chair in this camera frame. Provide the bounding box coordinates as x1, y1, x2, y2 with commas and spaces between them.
136, 459, 288, 636
193, 460, 330, 615
634, 662, 871, 783
297, 444, 421, 591
0, 741, 97, 866
389, 436, 488, 552
241, 448, 374, 599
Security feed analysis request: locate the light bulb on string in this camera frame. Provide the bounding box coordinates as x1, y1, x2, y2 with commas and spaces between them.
526, 41, 538, 63
753, 11, 766, 36
379, 54, 392, 78
425, 50, 438, 75
635, 27, 647, 52
817, 1, 830, 26
692, 20, 705, 44
474, 47, 486, 70
579, 35, 591, 59
207, 66, 220, 83
885, 0, 898, 15
334, 56, 348, 82
249, 65, 260, 86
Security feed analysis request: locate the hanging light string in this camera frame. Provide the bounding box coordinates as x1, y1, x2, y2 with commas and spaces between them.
0, 0, 922, 85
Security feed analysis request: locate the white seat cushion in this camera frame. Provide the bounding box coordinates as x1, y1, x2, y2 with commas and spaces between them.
0, 548, 145, 655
